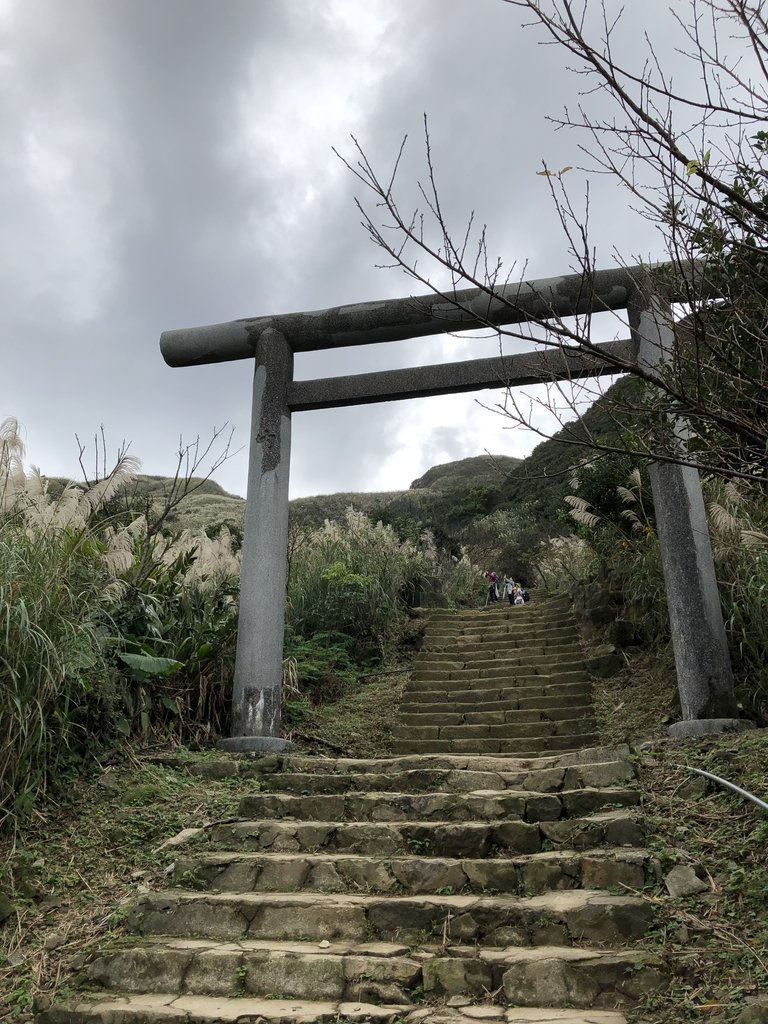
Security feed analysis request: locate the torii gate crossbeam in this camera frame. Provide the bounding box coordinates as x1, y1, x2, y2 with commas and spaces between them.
160, 262, 741, 752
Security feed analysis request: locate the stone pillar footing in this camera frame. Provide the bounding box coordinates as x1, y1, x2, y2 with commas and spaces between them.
218, 736, 293, 753
668, 718, 755, 739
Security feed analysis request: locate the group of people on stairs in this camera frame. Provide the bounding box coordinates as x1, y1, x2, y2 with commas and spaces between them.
484, 569, 528, 606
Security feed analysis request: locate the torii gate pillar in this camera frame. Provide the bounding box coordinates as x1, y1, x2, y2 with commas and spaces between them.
628, 279, 745, 737
219, 328, 293, 753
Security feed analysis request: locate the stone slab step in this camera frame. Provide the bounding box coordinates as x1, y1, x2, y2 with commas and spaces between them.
424, 641, 582, 658
397, 707, 593, 726
407, 671, 588, 689
415, 648, 582, 668
166, 746, 629, 784
37, 993, 629, 1024
391, 720, 597, 742
409, 1008, 628, 1023
86, 937, 422, 1002
399, 692, 592, 712
412, 663, 585, 683
85, 939, 664, 1008
257, 759, 634, 795
236, 787, 639, 824
416, 650, 583, 670
425, 623, 580, 641
207, 809, 644, 857
129, 889, 654, 945
256, 748, 627, 779
38, 993, 408, 1023
424, 945, 665, 1006
174, 847, 649, 895
267, 746, 631, 776
390, 734, 600, 756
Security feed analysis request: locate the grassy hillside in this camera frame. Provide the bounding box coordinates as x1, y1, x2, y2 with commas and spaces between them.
41, 381, 633, 541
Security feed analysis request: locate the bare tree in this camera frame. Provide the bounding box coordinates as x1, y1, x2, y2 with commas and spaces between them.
338, 0, 768, 483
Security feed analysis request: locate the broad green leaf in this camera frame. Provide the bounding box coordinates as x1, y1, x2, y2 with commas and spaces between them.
118, 652, 184, 676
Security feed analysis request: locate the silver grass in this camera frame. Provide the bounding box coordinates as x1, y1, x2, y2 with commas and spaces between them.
78, 453, 142, 516
620, 507, 643, 531
741, 529, 768, 548
564, 495, 592, 511
617, 486, 638, 505
709, 502, 741, 536
724, 480, 742, 506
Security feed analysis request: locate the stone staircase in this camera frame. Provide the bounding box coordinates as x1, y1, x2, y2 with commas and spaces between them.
40, 599, 665, 1024
395, 599, 598, 756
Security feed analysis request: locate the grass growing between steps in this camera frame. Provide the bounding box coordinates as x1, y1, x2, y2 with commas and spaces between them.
0, 756, 247, 1022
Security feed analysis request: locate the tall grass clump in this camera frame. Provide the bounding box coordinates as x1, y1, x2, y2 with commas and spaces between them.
287, 508, 436, 649
284, 508, 483, 715
539, 456, 768, 718
0, 419, 136, 824
706, 480, 768, 715
0, 418, 241, 831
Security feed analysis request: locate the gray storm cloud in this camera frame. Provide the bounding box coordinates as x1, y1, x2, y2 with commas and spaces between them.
0, 0, 668, 498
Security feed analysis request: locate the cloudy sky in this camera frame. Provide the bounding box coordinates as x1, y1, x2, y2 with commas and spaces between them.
1, 0, 678, 498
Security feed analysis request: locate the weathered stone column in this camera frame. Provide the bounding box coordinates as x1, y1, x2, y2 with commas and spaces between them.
219, 328, 293, 753
628, 276, 745, 737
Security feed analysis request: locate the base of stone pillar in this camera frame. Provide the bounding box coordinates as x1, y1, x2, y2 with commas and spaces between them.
218, 735, 292, 753
668, 718, 756, 739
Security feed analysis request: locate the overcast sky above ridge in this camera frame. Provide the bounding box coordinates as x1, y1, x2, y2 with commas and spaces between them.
1, 0, 680, 499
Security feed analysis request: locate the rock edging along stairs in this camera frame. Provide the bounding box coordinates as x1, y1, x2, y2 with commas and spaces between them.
40, 600, 666, 1024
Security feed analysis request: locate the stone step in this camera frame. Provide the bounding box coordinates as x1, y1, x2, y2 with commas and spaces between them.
421, 638, 582, 657
206, 809, 644, 856
173, 847, 649, 895
416, 644, 583, 665
37, 993, 630, 1024
86, 937, 422, 1003
412, 655, 585, 675
84, 938, 664, 1008
391, 719, 597, 742
266, 746, 630, 776
257, 759, 635, 795
391, 733, 600, 756
38, 994, 409, 1023
428, 602, 571, 625
128, 889, 654, 946
236, 787, 639, 824
424, 946, 665, 1007
397, 706, 595, 727
425, 624, 580, 643
407, 670, 589, 689
423, 643, 582, 661
399, 690, 592, 711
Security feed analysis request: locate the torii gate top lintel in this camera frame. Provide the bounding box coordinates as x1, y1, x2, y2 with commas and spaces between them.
159, 262, 690, 368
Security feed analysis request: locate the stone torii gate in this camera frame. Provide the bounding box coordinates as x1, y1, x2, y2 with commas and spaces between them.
160, 262, 743, 753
